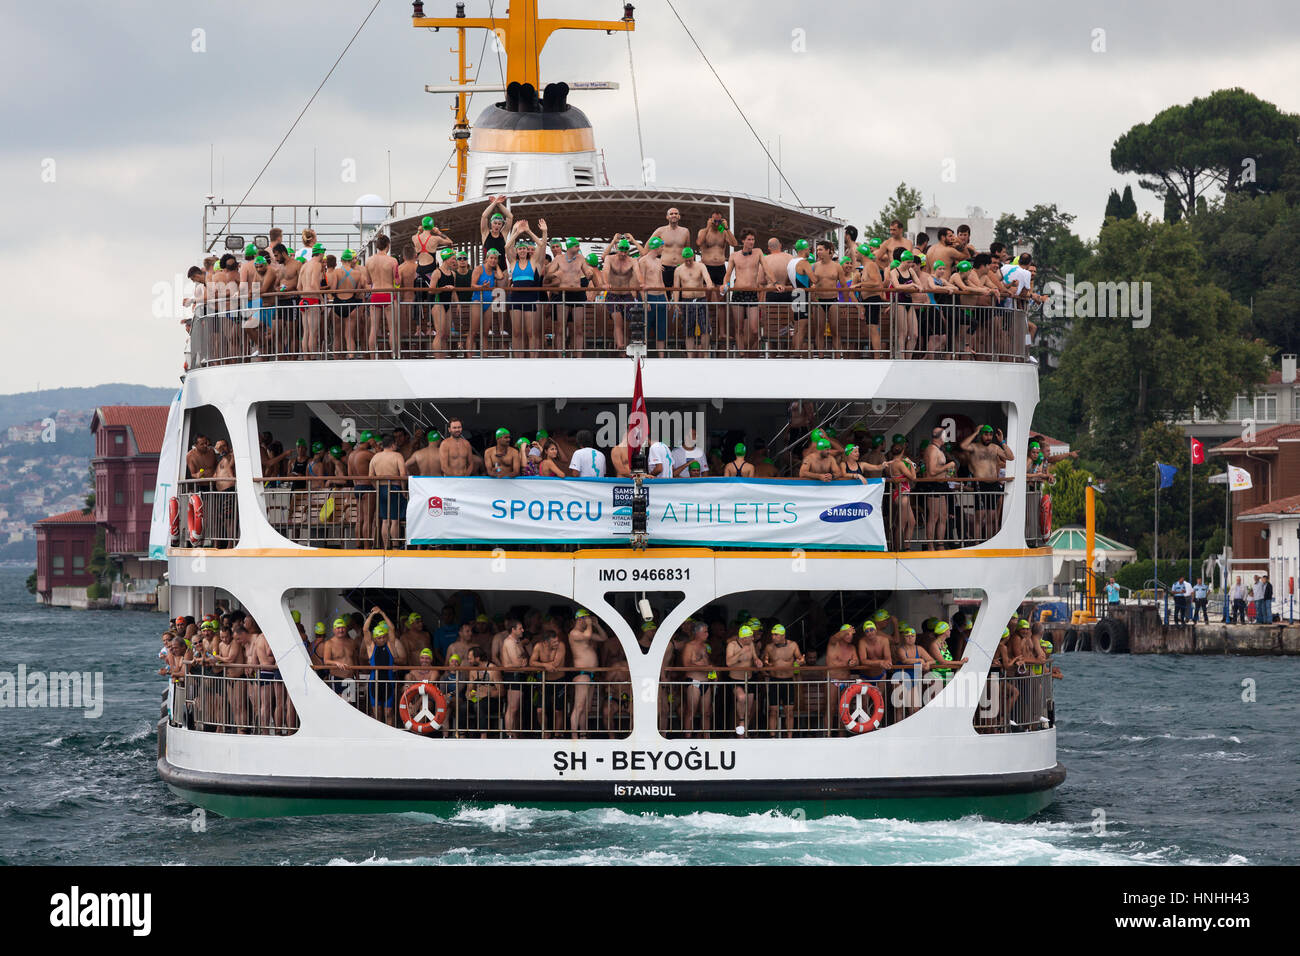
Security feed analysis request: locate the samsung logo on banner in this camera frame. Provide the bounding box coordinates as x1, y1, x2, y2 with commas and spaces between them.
819, 502, 872, 523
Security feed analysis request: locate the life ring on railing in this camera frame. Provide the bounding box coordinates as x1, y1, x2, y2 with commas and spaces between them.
187, 494, 203, 544
839, 682, 885, 734
1040, 492, 1053, 537
399, 681, 448, 734
168, 496, 180, 538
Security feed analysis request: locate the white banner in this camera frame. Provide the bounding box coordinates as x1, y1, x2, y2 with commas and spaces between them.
406, 477, 885, 550
1228, 465, 1253, 492
148, 385, 186, 559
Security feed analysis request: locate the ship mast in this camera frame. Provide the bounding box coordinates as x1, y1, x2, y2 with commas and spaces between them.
411, 1, 636, 201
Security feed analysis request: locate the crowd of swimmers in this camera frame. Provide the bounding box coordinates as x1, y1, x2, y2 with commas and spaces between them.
162, 596, 1061, 739
185, 201, 1046, 361
180, 407, 1062, 552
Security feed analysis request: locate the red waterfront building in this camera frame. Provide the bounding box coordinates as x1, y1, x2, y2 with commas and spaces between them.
34, 405, 169, 608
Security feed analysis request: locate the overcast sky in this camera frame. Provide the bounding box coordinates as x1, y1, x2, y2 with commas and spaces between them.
2, 0, 1297, 392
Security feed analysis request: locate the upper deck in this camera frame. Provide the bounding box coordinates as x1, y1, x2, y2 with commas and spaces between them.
190, 197, 1038, 369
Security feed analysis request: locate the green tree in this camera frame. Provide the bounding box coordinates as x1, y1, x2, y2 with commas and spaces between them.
867, 182, 924, 239
1119, 185, 1138, 219
26, 570, 38, 595
1045, 459, 1100, 527
1189, 191, 1300, 352
995, 203, 1092, 366
1051, 215, 1269, 473
1104, 189, 1122, 220
1111, 88, 1300, 221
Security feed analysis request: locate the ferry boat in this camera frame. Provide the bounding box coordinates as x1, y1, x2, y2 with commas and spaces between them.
155, 1, 1063, 820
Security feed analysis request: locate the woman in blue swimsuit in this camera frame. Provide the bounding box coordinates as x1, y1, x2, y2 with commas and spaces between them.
506, 218, 550, 358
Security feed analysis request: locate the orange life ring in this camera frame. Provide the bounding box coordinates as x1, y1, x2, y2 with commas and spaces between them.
1040, 492, 1052, 536
187, 494, 203, 544
399, 681, 448, 733
839, 682, 885, 733
168, 496, 180, 537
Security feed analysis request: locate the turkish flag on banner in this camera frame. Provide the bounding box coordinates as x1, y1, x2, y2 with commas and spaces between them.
1190, 437, 1205, 465
627, 358, 648, 453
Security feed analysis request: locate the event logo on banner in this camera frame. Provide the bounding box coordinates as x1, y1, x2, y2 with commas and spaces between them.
407, 477, 885, 550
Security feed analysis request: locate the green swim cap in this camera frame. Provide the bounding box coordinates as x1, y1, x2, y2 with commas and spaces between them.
586, 253, 600, 267
861, 620, 877, 631
889, 259, 900, 269
254, 255, 267, 265
617, 238, 631, 250
419, 648, 434, 660
648, 236, 664, 249
641, 621, 656, 631
421, 216, 434, 229
311, 441, 323, 453
771, 624, 786, 635
341, 249, 355, 261
536, 430, 549, 441
873, 609, 889, 622
739, 625, 753, 639
296, 254, 306, 263
957, 260, 973, 272
816, 438, 831, 450
845, 444, 858, 456
794, 239, 810, 251
565, 237, 579, 248
872, 435, 885, 446
933, 260, 945, 269
682, 247, 695, 259
440, 248, 455, 260
329, 445, 341, 457
687, 460, 701, 471
244, 243, 258, 256
495, 427, 510, 439
373, 622, 389, 636
333, 617, 347, 629
934, 621, 951, 635
312, 242, 325, 255
360, 430, 374, 443
891, 433, 905, 445
427, 430, 442, 442
868, 238, 883, 248
314, 622, 326, 635
1028, 440, 1041, 448
857, 242, 871, 255
980, 424, 993, 433
840, 255, 852, 265
914, 252, 926, 264
408, 612, 422, 623
1002, 627, 1010, 639
899, 250, 914, 262
575, 609, 590, 618
811, 427, 825, 440
516, 438, 530, 449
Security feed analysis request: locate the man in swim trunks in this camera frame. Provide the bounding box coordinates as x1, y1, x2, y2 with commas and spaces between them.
680, 620, 714, 738
638, 236, 671, 356
697, 210, 738, 305
649, 206, 690, 289
297, 242, 328, 356
725, 624, 762, 733
757, 238, 796, 352
544, 237, 597, 355
322, 617, 357, 695
722, 230, 765, 356
529, 626, 568, 736
498, 618, 529, 737
672, 246, 713, 358
799, 437, 840, 481
484, 426, 522, 478
405, 430, 444, 477
368, 435, 408, 549
824, 624, 859, 731
568, 610, 609, 739
603, 237, 643, 352
762, 623, 803, 737
365, 233, 399, 355
186, 434, 217, 482
809, 240, 846, 356
438, 417, 474, 476
245, 617, 287, 733
960, 424, 1012, 540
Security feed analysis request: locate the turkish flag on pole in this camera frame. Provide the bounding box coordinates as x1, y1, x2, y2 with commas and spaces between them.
627, 357, 648, 454
1190, 437, 1205, 465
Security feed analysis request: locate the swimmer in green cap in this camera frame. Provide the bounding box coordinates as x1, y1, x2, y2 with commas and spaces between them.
486, 426, 521, 478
